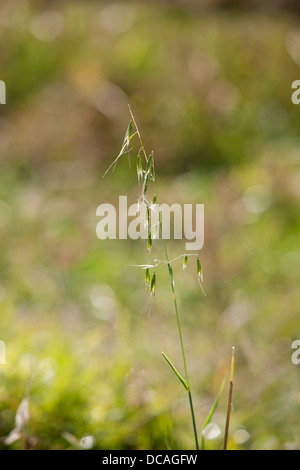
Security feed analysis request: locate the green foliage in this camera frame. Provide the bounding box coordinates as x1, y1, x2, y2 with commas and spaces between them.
162, 353, 188, 391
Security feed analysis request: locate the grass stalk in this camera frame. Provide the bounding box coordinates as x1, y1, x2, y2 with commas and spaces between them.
129, 109, 200, 450
188, 389, 199, 450
106, 108, 201, 450
223, 346, 235, 450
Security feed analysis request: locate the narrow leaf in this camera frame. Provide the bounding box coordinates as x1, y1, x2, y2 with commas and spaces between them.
202, 375, 227, 432
162, 352, 188, 390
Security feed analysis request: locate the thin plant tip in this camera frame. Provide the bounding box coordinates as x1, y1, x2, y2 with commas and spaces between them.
230, 346, 235, 383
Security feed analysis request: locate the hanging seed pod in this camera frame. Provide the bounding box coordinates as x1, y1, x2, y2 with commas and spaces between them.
124, 119, 133, 150
197, 256, 206, 295
152, 194, 157, 204
183, 255, 188, 270
145, 153, 153, 174
145, 268, 151, 286
150, 271, 156, 296
197, 257, 203, 282
145, 206, 150, 228
168, 263, 175, 293
143, 172, 150, 196
137, 154, 143, 183
147, 231, 152, 252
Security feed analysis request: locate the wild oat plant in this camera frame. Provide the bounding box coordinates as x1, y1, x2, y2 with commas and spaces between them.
103, 108, 234, 450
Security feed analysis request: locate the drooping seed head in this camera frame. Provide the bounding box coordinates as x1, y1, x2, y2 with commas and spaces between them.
137, 154, 143, 183
150, 271, 156, 296
145, 153, 153, 174
197, 257, 203, 282
143, 172, 150, 197
145, 206, 150, 228
168, 263, 175, 293
183, 255, 188, 270
145, 268, 151, 286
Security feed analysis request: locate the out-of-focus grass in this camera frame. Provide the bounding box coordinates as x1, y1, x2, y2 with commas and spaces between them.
1, 0, 300, 450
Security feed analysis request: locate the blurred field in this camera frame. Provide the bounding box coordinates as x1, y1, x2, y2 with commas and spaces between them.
1, 0, 300, 450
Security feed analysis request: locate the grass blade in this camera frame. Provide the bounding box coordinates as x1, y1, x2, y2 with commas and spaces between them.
201, 374, 227, 450
223, 346, 235, 450
202, 375, 227, 431
162, 352, 188, 391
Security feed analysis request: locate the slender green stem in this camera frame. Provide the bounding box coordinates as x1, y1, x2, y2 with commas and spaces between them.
169, 268, 189, 389
188, 390, 199, 451
167, 255, 199, 450
163, 227, 199, 449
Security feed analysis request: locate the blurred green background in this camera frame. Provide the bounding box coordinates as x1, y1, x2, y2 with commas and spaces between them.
1, 0, 300, 450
